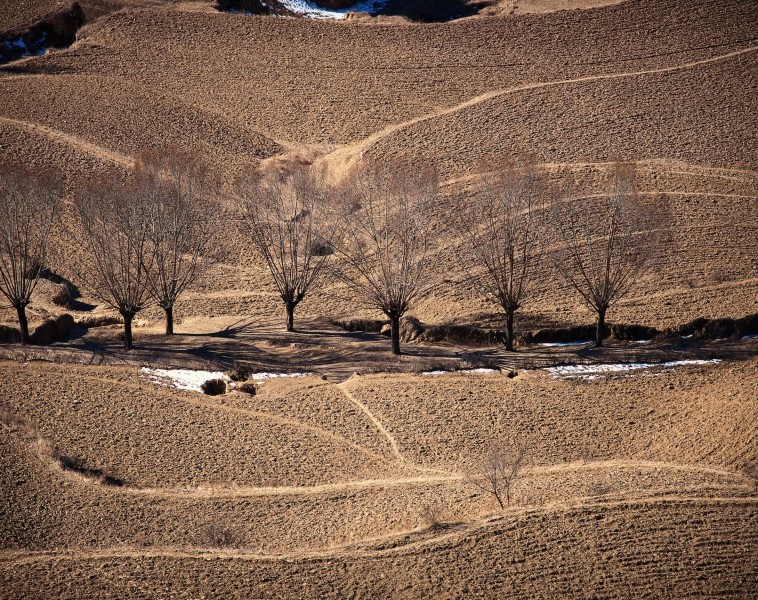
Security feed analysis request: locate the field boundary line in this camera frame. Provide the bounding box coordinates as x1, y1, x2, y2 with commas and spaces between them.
0, 116, 133, 168
323, 45, 758, 171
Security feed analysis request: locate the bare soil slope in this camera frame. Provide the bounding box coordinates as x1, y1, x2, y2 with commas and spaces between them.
1, 1, 757, 597
1, 0, 755, 332
1, 357, 756, 597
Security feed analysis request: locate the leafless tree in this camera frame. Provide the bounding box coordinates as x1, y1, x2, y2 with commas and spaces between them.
453, 157, 546, 351
139, 150, 221, 335
237, 165, 339, 332
0, 163, 61, 345
552, 163, 657, 347
332, 159, 439, 355
75, 173, 154, 350
467, 439, 527, 509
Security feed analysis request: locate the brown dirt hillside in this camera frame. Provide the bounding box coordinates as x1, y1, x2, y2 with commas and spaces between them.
1, 357, 757, 597
1, 0, 755, 334
0, 2, 757, 597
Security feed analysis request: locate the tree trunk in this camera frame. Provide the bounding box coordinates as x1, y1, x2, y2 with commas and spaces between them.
164, 305, 174, 335
285, 301, 295, 332
504, 309, 515, 352
16, 303, 30, 345
122, 312, 134, 350
390, 315, 401, 355
595, 307, 607, 348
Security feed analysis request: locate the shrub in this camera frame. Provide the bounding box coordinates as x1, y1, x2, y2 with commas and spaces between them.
419, 500, 446, 531
237, 382, 257, 395
197, 521, 245, 549
201, 379, 227, 396
467, 440, 528, 509
51, 282, 76, 308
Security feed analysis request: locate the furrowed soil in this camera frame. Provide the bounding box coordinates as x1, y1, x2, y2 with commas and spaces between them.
1, 0, 757, 597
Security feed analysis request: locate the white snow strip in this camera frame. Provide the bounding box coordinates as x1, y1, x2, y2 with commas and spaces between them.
141, 368, 230, 393
544, 359, 721, 378
538, 340, 592, 347
247, 372, 312, 381
421, 367, 499, 376
141, 368, 312, 392
741, 334, 758, 340
272, 0, 389, 20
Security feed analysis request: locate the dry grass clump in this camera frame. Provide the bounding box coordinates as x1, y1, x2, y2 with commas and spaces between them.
419, 500, 447, 531
196, 521, 246, 550
332, 318, 387, 333
226, 366, 252, 382
237, 382, 257, 395
50, 282, 76, 308
743, 465, 758, 493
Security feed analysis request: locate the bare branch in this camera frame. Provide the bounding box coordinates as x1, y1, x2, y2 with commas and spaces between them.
0, 163, 61, 344
74, 171, 154, 350
237, 164, 340, 332
330, 158, 440, 355
551, 162, 659, 347
451, 156, 548, 351
138, 149, 223, 335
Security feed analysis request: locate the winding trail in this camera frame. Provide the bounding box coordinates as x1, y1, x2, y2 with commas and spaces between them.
95, 459, 748, 499
442, 159, 758, 187
1, 494, 755, 566
337, 382, 406, 464
321, 45, 758, 173
0, 116, 133, 168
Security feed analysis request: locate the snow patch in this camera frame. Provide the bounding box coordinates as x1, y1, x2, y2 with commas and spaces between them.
538, 340, 592, 347
741, 334, 758, 340
421, 367, 499, 376
246, 371, 312, 381
141, 368, 312, 393
141, 368, 229, 393
273, 0, 389, 19
544, 359, 722, 379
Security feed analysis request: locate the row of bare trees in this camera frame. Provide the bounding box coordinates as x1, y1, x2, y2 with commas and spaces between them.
1, 155, 659, 353
73, 152, 220, 349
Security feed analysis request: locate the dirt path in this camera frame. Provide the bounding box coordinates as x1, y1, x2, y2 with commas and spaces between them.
337, 382, 406, 464
0, 116, 133, 168
2, 494, 755, 566
321, 45, 758, 175
442, 160, 758, 187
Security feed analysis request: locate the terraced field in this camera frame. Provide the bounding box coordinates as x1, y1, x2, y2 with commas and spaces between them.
1, 357, 756, 597
1, 0, 757, 597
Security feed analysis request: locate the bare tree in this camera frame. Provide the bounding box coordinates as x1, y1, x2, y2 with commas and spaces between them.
139, 150, 221, 335
238, 165, 339, 332
75, 173, 154, 350
467, 439, 527, 509
552, 163, 656, 347
332, 159, 439, 355
454, 157, 546, 351
0, 163, 60, 344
